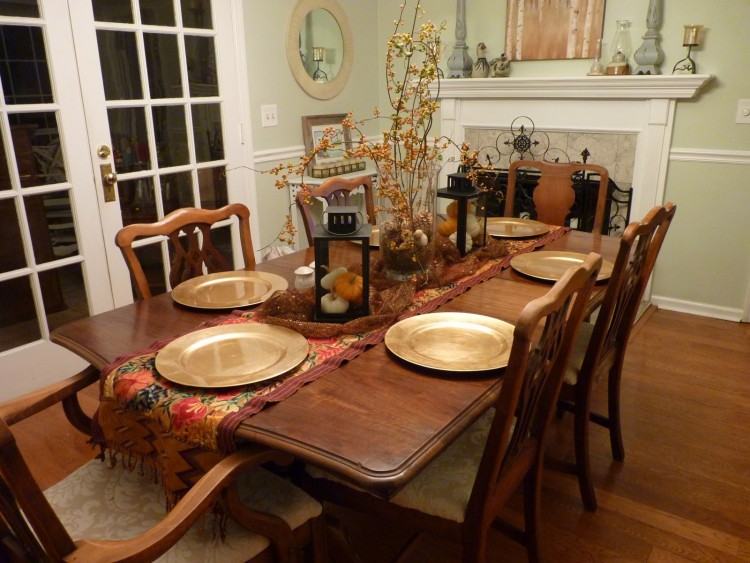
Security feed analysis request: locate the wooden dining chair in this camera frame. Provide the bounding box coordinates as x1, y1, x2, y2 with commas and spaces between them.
296, 175, 376, 246
505, 160, 609, 233
0, 372, 327, 563
557, 203, 677, 511
116, 203, 256, 299
307, 253, 602, 562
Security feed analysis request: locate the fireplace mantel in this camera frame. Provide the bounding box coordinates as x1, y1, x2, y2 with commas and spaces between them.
431, 74, 713, 100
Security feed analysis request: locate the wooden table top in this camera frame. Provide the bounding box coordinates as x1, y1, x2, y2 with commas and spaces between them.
52, 230, 618, 497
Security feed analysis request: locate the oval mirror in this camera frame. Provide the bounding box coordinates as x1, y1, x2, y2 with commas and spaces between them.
287, 0, 352, 100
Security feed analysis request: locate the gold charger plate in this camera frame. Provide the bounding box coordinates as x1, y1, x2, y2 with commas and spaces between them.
510, 251, 613, 282
384, 312, 514, 372
487, 217, 550, 239
171, 271, 288, 309
156, 324, 309, 388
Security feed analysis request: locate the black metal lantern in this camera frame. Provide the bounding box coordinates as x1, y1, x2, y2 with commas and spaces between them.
313, 220, 370, 323
437, 172, 488, 256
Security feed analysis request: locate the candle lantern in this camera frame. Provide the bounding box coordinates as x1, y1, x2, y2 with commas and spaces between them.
313, 210, 370, 322
672, 25, 703, 74
436, 171, 488, 257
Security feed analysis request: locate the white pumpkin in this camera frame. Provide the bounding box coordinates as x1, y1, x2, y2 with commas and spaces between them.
466, 215, 481, 238
449, 231, 473, 252
320, 266, 347, 290
321, 292, 350, 314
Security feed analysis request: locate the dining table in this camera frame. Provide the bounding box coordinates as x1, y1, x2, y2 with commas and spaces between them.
51, 229, 619, 499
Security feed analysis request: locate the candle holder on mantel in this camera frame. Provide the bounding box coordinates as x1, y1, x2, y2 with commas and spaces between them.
437, 172, 488, 257
672, 25, 703, 74
313, 207, 370, 322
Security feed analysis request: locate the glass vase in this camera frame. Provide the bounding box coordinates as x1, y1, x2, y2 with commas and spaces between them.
610, 20, 633, 63
377, 163, 439, 281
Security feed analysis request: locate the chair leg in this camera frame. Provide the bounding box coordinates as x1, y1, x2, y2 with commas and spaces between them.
608, 357, 626, 462
574, 386, 597, 512
462, 530, 488, 563
311, 515, 329, 563
523, 463, 543, 563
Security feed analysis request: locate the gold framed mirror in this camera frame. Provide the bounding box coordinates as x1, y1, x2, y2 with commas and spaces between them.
286, 0, 353, 100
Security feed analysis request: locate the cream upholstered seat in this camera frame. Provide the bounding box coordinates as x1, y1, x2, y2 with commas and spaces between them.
45, 460, 322, 562
563, 322, 594, 386
308, 409, 497, 523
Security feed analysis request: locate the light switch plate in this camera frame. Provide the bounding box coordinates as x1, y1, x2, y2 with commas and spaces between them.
736, 99, 750, 124
261, 104, 278, 127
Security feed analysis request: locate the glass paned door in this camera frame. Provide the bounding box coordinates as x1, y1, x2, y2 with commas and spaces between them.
70, 0, 251, 306
0, 0, 113, 400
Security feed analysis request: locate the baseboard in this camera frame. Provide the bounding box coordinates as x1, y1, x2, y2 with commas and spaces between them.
651, 295, 744, 322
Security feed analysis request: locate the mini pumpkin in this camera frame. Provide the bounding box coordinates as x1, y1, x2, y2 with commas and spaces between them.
438, 217, 458, 236
446, 201, 458, 218
333, 272, 364, 303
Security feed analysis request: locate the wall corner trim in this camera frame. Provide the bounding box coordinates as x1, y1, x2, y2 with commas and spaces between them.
651, 295, 744, 322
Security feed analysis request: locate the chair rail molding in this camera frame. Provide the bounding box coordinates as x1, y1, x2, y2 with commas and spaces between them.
669, 148, 750, 166
431, 74, 714, 234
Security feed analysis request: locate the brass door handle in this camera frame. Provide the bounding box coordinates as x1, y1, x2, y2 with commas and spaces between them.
100, 163, 117, 202
103, 171, 118, 185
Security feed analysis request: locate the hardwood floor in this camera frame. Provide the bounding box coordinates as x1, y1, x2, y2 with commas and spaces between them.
12, 309, 750, 561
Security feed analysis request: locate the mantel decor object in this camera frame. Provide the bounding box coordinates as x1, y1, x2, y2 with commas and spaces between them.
313, 211, 370, 322
633, 0, 664, 75
607, 20, 632, 75
447, 0, 472, 77
672, 25, 703, 74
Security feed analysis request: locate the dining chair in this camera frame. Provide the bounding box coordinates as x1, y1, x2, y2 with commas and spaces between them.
0, 371, 327, 563
505, 160, 609, 233
116, 203, 256, 300
296, 175, 376, 246
307, 253, 602, 562
556, 203, 676, 511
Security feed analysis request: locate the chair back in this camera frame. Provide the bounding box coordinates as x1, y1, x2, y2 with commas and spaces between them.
581, 203, 676, 382
115, 203, 255, 299
466, 253, 602, 529
505, 160, 609, 233
296, 175, 375, 245
0, 419, 76, 561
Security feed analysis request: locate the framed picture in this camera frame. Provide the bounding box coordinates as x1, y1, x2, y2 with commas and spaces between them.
505, 0, 605, 61
301, 113, 352, 167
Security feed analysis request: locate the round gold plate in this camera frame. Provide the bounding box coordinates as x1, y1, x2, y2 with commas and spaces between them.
171, 271, 288, 309
486, 217, 549, 239
385, 312, 515, 372
156, 324, 309, 388
510, 251, 613, 282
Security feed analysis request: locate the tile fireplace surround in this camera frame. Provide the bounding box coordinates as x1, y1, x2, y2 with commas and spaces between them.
431, 75, 712, 225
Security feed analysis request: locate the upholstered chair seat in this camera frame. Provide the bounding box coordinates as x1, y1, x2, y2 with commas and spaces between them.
563, 322, 595, 386
45, 460, 322, 562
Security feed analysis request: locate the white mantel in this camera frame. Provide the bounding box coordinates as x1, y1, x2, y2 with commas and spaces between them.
432, 74, 713, 226
432, 74, 712, 100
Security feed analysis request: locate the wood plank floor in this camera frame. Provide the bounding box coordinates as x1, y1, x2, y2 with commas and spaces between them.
12, 309, 750, 561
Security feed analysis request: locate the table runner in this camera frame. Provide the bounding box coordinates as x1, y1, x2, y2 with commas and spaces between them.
96, 226, 567, 467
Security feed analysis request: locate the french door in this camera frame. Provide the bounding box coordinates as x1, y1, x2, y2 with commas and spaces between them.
0, 0, 115, 399
0, 0, 255, 399
70, 0, 254, 307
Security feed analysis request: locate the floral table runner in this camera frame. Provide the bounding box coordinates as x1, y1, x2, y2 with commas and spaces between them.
95, 226, 567, 473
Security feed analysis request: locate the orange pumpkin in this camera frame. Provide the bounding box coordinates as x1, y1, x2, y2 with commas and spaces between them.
438, 217, 458, 236
446, 201, 458, 218
333, 272, 364, 303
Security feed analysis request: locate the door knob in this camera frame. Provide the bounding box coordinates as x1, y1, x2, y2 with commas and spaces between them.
100, 163, 117, 202
102, 171, 118, 186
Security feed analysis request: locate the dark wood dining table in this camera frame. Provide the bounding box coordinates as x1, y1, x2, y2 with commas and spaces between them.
51, 230, 618, 498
